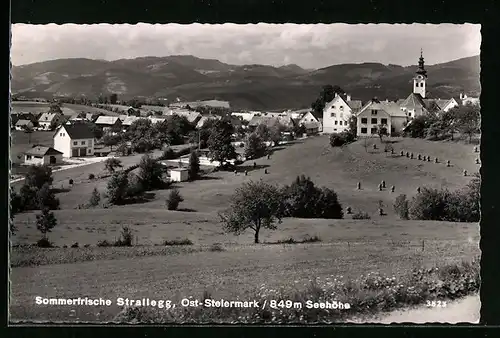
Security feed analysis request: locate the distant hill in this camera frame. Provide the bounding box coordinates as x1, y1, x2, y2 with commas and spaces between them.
11, 55, 480, 110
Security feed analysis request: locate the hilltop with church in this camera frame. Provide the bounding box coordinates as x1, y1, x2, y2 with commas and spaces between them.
321, 50, 479, 136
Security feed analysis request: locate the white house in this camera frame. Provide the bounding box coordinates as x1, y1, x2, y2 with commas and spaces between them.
460, 93, 480, 106
53, 124, 95, 158
38, 112, 64, 130
231, 112, 255, 122
23, 145, 63, 165
299, 112, 322, 132
15, 119, 34, 131
170, 168, 189, 182
322, 93, 363, 134
356, 99, 408, 137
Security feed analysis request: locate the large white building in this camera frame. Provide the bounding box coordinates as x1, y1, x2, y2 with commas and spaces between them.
322, 93, 362, 134
53, 124, 95, 158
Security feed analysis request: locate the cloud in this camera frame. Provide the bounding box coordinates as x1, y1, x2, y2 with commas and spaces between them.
11, 23, 480, 69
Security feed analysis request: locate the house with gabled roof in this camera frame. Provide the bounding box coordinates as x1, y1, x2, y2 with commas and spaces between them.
53, 123, 95, 158
322, 93, 363, 134
15, 119, 34, 131
38, 112, 64, 130
95, 115, 122, 132
299, 112, 322, 132
356, 99, 408, 136
24, 145, 63, 165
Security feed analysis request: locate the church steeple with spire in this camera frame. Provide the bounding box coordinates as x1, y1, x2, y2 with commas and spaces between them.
413, 49, 427, 98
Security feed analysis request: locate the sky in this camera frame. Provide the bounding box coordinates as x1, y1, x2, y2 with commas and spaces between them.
11, 23, 481, 69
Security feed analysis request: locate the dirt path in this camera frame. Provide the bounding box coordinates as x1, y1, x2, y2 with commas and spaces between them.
348, 294, 480, 324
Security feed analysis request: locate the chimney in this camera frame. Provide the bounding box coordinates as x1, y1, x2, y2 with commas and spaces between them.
346, 94, 351, 102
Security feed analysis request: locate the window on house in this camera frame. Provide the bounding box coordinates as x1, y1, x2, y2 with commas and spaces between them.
334, 128, 337, 132
361, 128, 367, 134
73, 141, 77, 145
339, 121, 343, 126
26, 155, 32, 160
334, 121, 338, 125
87, 149, 91, 153
340, 106, 344, 111
381, 118, 388, 125
371, 128, 377, 134
361, 118, 368, 124
421, 83, 424, 87
331, 113, 336, 117
391, 127, 395, 133
340, 113, 344, 118
371, 110, 378, 115
81, 141, 86, 145
59, 133, 62, 136
332, 106, 335, 109
371, 118, 377, 124
89, 139, 93, 146
408, 112, 412, 117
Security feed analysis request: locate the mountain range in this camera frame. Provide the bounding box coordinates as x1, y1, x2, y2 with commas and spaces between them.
11, 55, 480, 110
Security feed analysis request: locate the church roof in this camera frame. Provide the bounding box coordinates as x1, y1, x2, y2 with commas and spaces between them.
400, 93, 427, 109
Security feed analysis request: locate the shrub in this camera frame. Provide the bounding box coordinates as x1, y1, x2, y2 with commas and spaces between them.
164, 238, 193, 246
104, 158, 123, 173
36, 207, 57, 241
107, 172, 129, 204
25, 164, 53, 189
409, 187, 451, 221
209, 243, 225, 252
97, 239, 113, 247
89, 187, 101, 207
188, 151, 200, 180
244, 133, 266, 160
329, 131, 355, 147
166, 189, 184, 210
36, 237, 54, 248
115, 227, 133, 247
126, 173, 145, 198
139, 154, 165, 190
88, 173, 95, 180
352, 211, 371, 219
394, 194, 409, 220
161, 147, 176, 160
69, 179, 74, 185
36, 183, 60, 210
71, 242, 79, 248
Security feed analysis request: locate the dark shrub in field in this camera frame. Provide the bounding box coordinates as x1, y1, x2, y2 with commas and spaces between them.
352, 211, 371, 219
161, 147, 176, 160
394, 194, 409, 220
114, 227, 133, 247
69, 179, 74, 185
329, 131, 355, 147
88, 173, 95, 180
36, 237, 53, 248
409, 187, 451, 221
163, 238, 193, 246
166, 189, 184, 210
97, 239, 113, 247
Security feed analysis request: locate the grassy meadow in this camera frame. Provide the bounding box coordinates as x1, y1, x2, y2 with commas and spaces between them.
9, 134, 481, 322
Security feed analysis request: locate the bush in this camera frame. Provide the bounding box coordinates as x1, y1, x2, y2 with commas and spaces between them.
115, 227, 133, 247
36, 183, 60, 210
352, 211, 371, 219
89, 187, 101, 207
394, 194, 409, 220
166, 189, 184, 210
329, 131, 355, 147
188, 151, 200, 180
164, 238, 193, 246
97, 239, 113, 247
69, 179, 74, 185
36, 237, 54, 248
127, 173, 145, 198
88, 173, 95, 180
209, 243, 225, 252
139, 154, 165, 191
409, 187, 450, 221
71, 242, 79, 248
161, 147, 176, 160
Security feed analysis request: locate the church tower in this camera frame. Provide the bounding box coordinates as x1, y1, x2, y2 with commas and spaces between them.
413, 49, 427, 98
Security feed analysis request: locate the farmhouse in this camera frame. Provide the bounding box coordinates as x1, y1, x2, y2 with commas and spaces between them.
248, 116, 280, 130
322, 93, 363, 134
231, 111, 255, 121
95, 116, 122, 132
277, 115, 297, 131
121, 116, 140, 130
196, 115, 222, 129
170, 110, 202, 124
53, 123, 95, 158
356, 99, 407, 136
23, 145, 63, 165
148, 116, 167, 124
299, 112, 322, 133
15, 119, 34, 131
460, 93, 480, 106
38, 112, 64, 130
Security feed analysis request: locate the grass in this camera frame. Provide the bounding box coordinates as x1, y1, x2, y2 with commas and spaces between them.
109, 259, 479, 324
10, 130, 55, 165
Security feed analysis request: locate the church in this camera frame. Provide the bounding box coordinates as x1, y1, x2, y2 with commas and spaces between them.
354, 50, 460, 137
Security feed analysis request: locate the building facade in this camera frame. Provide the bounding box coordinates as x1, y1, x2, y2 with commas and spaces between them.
53, 124, 95, 158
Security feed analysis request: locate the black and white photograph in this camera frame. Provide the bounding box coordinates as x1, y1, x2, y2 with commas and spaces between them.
9, 23, 481, 324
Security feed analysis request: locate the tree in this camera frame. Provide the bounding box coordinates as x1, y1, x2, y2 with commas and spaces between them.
394, 194, 409, 220
377, 124, 388, 142
311, 85, 345, 117
9, 188, 22, 234
25, 165, 53, 189
106, 172, 129, 204
138, 154, 165, 190
314, 187, 343, 219
89, 187, 101, 207
347, 116, 357, 138
36, 183, 60, 210
455, 103, 480, 143
281, 175, 321, 218
188, 151, 200, 180
269, 123, 285, 146
166, 188, 184, 210
244, 133, 266, 160
104, 158, 123, 173
110, 93, 118, 104
102, 134, 122, 151
36, 207, 57, 240
207, 119, 237, 167
219, 181, 284, 244
255, 123, 271, 142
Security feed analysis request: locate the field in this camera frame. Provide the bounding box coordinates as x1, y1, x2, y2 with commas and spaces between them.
11, 101, 117, 116
9, 134, 481, 322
